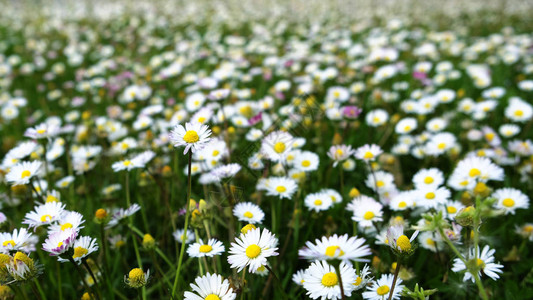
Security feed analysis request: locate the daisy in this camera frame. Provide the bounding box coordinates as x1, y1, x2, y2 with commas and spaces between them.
227, 227, 278, 272
299, 234, 371, 262
498, 124, 520, 138
56, 176, 75, 189
365, 109, 389, 127
260, 131, 294, 163
125, 268, 150, 288
418, 231, 442, 252
172, 229, 194, 244
492, 188, 529, 215
264, 176, 298, 199
452, 156, 504, 183
294, 151, 320, 172
5, 161, 42, 186
304, 192, 333, 212
327, 145, 355, 167
184, 273, 236, 300
187, 239, 225, 258
412, 168, 444, 189
42, 228, 78, 256
23, 202, 65, 229
386, 225, 419, 253
424, 132, 457, 156
58, 236, 99, 264
389, 191, 415, 211
364, 171, 395, 195
352, 264, 372, 291
233, 202, 265, 224
355, 144, 383, 162
415, 186, 450, 209
516, 223, 533, 241
362, 273, 404, 300
505, 97, 533, 122
322, 189, 343, 205
106, 204, 141, 228
443, 200, 465, 219
169, 122, 212, 154
210, 163, 241, 181
111, 158, 141, 172
395, 118, 417, 134
0, 228, 36, 253
451, 245, 503, 282
293, 269, 306, 286
302, 260, 356, 300
48, 211, 85, 234
347, 195, 384, 227
24, 122, 59, 139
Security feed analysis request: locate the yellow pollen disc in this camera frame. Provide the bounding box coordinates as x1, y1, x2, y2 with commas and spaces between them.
212, 150, 220, 156
398, 201, 407, 208
469, 168, 481, 177
205, 294, 221, 300
314, 199, 323, 206
121, 143, 129, 149
123, 160, 132, 166
57, 241, 64, 248
336, 149, 344, 156
333, 91, 340, 98
524, 225, 533, 233
275, 186, 286, 193
3, 240, 15, 247
437, 142, 446, 150
129, 268, 144, 280
426, 238, 435, 246
46, 195, 58, 202
301, 160, 311, 167
363, 151, 374, 159
243, 211, 254, 218
476, 258, 486, 268
363, 211, 375, 220
183, 130, 200, 143
377, 285, 390, 296
515, 110, 524, 117
424, 176, 434, 184
447, 206, 457, 214
376, 180, 384, 188
404, 125, 411, 131
37, 129, 46, 134
257, 265, 266, 272
245, 244, 261, 259
41, 214, 52, 222
325, 245, 344, 257
21, 170, 31, 179
373, 116, 380, 123
425, 192, 436, 199
321, 272, 338, 287
396, 235, 411, 251
199, 245, 213, 253
61, 223, 73, 231
273, 142, 286, 153
73, 247, 89, 259
353, 276, 362, 286
198, 117, 206, 123
485, 133, 494, 141
502, 198, 515, 207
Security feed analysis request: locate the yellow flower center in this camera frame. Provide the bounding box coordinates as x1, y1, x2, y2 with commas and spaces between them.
212, 150, 220, 156
37, 129, 47, 134
275, 186, 286, 193
205, 294, 221, 300
426, 238, 435, 246
57, 241, 64, 248
363, 211, 375, 220
398, 201, 407, 208
123, 160, 132, 166
2, 240, 15, 247
301, 160, 311, 167
321, 272, 338, 287
241, 224, 256, 234
257, 265, 266, 272
245, 244, 261, 259
336, 149, 344, 156
469, 168, 481, 177
183, 130, 200, 143
21, 170, 31, 179
199, 245, 213, 253
40, 214, 52, 222
502, 198, 515, 207
425, 192, 436, 199
73, 247, 89, 259
404, 125, 411, 132
437, 142, 446, 150
447, 206, 457, 214
325, 245, 344, 257
60, 223, 73, 231
476, 258, 486, 269
364, 151, 374, 159
243, 211, 254, 218
353, 276, 362, 286
314, 199, 322, 206
274, 142, 286, 153
424, 176, 434, 184
396, 235, 411, 251
376, 180, 384, 188
46, 195, 59, 202
129, 268, 144, 281
198, 117, 206, 123
515, 110, 524, 117
377, 285, 390, 296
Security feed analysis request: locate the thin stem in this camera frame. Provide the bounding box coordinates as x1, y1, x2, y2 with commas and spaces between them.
473, 272, 489, 300
57, 261, 63, 300
438, 227, 467, 264
30, 280, 43, 300
388, 263, 400, 300
334, 264, 346, 300
68, 257, 93, 299
240, 269, 246, 300
171, 151, 193, 298
82, 260, 102, 300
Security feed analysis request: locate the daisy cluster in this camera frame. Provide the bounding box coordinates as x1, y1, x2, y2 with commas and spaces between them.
0, 0, 532, 299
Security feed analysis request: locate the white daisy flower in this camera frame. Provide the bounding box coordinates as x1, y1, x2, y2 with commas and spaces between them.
302, 260, 356, 300
184, 273, 236, 300
412, 168, 444, 189
263, 176, 298, 199
505, 97, 532, 122
23, 202, 65, 229
0, 228, 37, 253
451, 245, 503, 282
492, 188, 529, 215
173, 229, 196, 244
227, 227, 278, 272
386, 225, 419, 253
443, 200, 465, 219
106, 204, 141, 229
233, 202, 265, 224
187, 239, 225, 258
169, 122, 212, 154
347, 195, 384, 227
292, 269, 307, 286
58, 236, 99, 264
56, 176, 75, 189
294, 151, 320, 172
352, 264, 372, 291
299, 234, 371, 262
362, 273, 404, 300
418, 231, 442, 252
395, 117, 417, 134
321, 189, 343, 205
451, 156, 504, 183
260, 131, 294, 163
415, 186, 451, 209
389, 191, 415, 211
365, 109, 389, 127
5, 161, 42, 186
48, 211, 85, 234
42, 228, 78, 256
327, 145, 355, 167
304, 192, 333, 212
355, 144, 383, 162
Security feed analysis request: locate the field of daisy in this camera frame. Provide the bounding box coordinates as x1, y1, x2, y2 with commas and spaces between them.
1, 0, 533, 299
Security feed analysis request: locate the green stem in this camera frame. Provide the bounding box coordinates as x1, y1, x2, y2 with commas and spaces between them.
334, 263, 346, 300
387, 263, 400, 300
82, 260, 102, 300
438, 227, 467, 264
68, 257, 93, 299
171, 151, 193, 298
473, 272, 489, 300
